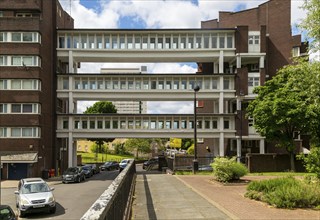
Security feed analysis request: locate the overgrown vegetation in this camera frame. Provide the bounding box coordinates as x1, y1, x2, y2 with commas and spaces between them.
297, 147, 320, 179
211, 157, 248, 183
245, 176, 320, 209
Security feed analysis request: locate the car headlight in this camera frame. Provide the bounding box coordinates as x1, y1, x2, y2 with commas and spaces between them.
48, 196, 55, 203
20, 198, 30, 205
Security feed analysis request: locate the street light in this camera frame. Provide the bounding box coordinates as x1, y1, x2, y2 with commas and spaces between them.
193, 85, 200, 174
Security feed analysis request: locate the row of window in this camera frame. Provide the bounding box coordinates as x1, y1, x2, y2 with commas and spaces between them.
0, 32, 41, 43
0, 56, 41, 67
61, 118, 232, 130
60, 76, 234, 91
58, 32, 234, 50
0, 103, 40, 114
0, 79, 41, 90
0, 127, 40, 138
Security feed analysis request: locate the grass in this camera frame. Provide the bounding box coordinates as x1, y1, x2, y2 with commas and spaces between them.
245, 176, 320, 209
78, 152, 134, 163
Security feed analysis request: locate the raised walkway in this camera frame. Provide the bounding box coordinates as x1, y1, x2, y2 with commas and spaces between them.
131, 171, 320, 220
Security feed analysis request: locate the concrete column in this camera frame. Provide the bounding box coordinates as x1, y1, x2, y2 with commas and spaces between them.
68, 92, 74, 114
68, 51, 73, 74
68, 132, 73, 167
219, 50, 224, 73
237, 138, 241, 162
214, 62, 219, 73
236, 55, 241, 68
219, 133, 224, 156
259, 56, 265, 69
260, 139, 265, 154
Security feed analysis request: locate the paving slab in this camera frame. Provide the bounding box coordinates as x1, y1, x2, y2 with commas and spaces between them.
131, 173, 230, 220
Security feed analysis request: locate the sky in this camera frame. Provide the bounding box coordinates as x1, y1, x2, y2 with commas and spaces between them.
58, 0, 308, 114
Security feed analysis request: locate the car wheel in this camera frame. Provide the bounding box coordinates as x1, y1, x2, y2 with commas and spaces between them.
77, 176, 81, 183
49, 206, 56, 214
18, 209, 26, 218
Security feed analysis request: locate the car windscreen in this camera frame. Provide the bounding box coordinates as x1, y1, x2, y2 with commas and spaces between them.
22, 183, 50, 194
64, 168, 78, 174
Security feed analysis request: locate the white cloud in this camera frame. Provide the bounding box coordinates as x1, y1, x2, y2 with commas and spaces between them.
148, 101, 193, 114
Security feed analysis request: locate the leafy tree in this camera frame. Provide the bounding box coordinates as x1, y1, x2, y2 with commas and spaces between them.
90, 143, 107, 153
124, 138, 151, 158
246, 62, 310, 171
181, 138, 193, 150
84, 101, 117, 156
84, 101, 117, 114
187, 144, 194, 155
299, 0, 320, 52
114, 141, 128, 155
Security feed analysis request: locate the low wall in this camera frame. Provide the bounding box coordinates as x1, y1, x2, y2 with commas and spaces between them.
246, 153, 305, 172
81, 159, 136, 220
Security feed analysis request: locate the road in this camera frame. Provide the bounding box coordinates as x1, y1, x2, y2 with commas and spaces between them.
2, 170, 119, 219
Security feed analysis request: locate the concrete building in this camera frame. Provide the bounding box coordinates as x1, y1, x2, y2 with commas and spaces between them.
1, 0, 307, 179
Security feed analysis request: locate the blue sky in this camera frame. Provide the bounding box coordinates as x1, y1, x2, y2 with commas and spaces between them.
58, 0, 307, 113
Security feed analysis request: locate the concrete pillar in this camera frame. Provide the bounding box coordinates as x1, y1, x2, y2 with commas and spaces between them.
68, 132, 73, 167
259, 139, 265, 154
236, 55, 241, 68
219, 133, 224, 156
219, 50, 224, 73
259, 56, 265, 69
68, 51, 73, 74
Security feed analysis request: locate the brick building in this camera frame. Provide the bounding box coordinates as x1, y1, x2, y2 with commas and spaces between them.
0, 0, 73, 179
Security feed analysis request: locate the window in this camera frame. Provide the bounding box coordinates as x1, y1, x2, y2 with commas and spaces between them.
219, 36, 225, 48
292, 47, 300, 57
227, 34, 233, 48
224, 120, 229, 129
248, 77, 260, 87
223, 78, 230, 90
211, 34, 217, 48
0, 104, 7, 113
0, 79, 40, 90
0, 127, 40, 138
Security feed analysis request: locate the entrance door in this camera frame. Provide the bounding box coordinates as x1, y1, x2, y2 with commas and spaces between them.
8, 163, 28, 180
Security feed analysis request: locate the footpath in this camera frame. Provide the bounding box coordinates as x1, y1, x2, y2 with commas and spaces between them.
131, 172, 320, 220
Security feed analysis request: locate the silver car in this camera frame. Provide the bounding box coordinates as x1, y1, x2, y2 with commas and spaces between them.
14, 178, 56, 217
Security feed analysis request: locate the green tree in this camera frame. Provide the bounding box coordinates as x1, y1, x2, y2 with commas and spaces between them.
84, 101, 117, 158
247, 62, 309, 171
299, 0, 320, 52
124, 138, 151, 158
187, 144, 194, 155
181, 138, 193, 150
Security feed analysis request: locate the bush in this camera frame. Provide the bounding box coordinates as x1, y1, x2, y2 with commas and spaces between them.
297, 146, 320, 179
245, 176, 320, 209
211, 157, 248, 182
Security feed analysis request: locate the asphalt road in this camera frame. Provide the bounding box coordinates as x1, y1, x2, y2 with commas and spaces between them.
2, 169, 119, 219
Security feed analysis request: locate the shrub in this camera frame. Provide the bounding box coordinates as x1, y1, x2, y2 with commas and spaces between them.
245, 176, 320, 209
211, 157, 248, 182
297, 146, 320, 179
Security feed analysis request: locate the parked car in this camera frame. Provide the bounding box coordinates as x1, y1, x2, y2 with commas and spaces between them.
62, 166, 86, 183
198, 165, 213, 172
0, 205, 18, 220
143, 157, 159, 170
82, 165, 94, 178
119, 159, 131, 172
87, 164, 100, 174
100, 161, 119, 171
14, 178, 56, 217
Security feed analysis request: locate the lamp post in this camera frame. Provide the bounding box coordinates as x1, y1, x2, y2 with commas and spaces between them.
193, 85, 200, 174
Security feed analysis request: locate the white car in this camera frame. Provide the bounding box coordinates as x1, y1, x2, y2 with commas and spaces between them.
14, 178, 56, 217
119, 159, 131, 172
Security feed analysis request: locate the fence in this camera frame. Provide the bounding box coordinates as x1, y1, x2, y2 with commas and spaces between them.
81, 159, 136, 220
166, 155, 214, 171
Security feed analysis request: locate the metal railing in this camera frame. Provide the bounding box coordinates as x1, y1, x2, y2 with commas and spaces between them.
81, 159, 136, 220
166, 155, 214, 171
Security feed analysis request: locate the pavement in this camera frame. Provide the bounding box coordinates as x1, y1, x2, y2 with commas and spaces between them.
131, 170, 320, 220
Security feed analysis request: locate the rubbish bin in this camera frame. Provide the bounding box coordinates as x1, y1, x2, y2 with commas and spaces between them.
42, 169, 49, 179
